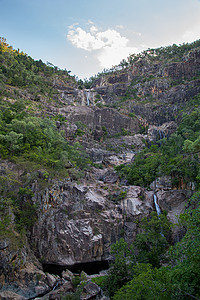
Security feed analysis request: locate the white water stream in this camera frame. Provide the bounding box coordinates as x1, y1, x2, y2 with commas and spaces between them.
86, 90, 90, 106
153, 193, 164, 236
153, 193, 161, 215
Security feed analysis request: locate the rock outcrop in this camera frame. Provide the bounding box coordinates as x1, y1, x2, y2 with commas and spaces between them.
30, 178, 193, 268
32, 181, 121, 265
89, 47, 200, 125
157, 189, 193, 224
31, 181, 155, 266
1, 41, 199, 299
147, 121, 177, 142
0, 232, 55, 299
59, 106, 140, 136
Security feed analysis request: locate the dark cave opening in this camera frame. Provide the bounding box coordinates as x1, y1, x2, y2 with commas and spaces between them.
43, 260, 109, 276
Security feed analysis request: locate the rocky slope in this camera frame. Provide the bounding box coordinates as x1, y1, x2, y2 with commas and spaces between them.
91, 44, 200, 125
32, 178, 192, 265
0, 40, 199, 299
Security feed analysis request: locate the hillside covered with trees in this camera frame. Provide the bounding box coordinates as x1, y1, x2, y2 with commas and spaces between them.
0, 37, 200, 300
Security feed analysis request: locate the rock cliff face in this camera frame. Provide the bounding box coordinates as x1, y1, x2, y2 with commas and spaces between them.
157, 189, 193, 224
0, 233, 53, 299
29, 44, 199, 273
88, 47, 200, 125
58, 106, 140, 136
1, 179, 191, 298
1, 42, 199, 299
32, 181, 153, 266
30, 177, 193, 268
38, 47, 200, 130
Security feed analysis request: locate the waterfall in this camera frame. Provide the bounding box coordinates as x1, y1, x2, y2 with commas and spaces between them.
53, 280, 61, 291
153, 193, 164, 236
158, 130, 165, 140
86, 90, 90, 106
153, 194, 161, 215
153, 193, 165, 237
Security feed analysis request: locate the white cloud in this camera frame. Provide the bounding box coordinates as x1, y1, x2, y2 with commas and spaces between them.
67, 27, 104, 51
68, 23, 79, 29
134, 31, 142, 37
87, 20, 94, 25
67, 23, 139, 68
90, 25, 98, 34
177, 1, 200, 44
98, 44, 139, 69
116, 25, 125, 29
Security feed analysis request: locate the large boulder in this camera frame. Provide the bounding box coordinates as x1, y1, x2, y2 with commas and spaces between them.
156, 189, 193, 224
32, 181, 154, 266
156, 189, 193, 242
32, 182, 124, 265
80, 281, 101, 300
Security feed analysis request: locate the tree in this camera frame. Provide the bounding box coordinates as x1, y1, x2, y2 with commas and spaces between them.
0, 131, 23, 155
113, 264, 173, 300
167, 192, 200, 298
133, 212, 171, 268
105, 213, 171, 297
105, 238, 135, 296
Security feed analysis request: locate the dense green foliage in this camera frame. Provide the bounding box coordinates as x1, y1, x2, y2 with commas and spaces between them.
0, 96, 90, 232
113, 264, 173, 300
0, 37, 76, 97
128, 39, 200, 65
0, 38, 91, 174
102, 212, 171, 297
0, 38, 91, 234
0, 98, 90, 170
101, 192, 200, 299
0, 38, 92, 171
133, 212, 171, 268
116, 109, 200, 188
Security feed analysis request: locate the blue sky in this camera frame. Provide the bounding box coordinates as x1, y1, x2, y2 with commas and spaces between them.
1, 0, 200, 78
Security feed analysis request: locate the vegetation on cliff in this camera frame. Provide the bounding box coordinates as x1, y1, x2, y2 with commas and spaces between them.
92, 193, 200, 299
0, 37, 76, 93
83, 39, 200, 88
0, 38, 91, 172
0, 37, 91, 237
116, 108, 200, 189
0, 37, 200, 299
0, 98, 90, 170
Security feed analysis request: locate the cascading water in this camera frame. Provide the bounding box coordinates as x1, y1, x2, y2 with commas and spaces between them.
158, 130, 165, 140
154, 193, 164, 236
153, 193, 161, 215
86, 90, 90, 106
53, 280, 62, 291
158, 130, 165, 146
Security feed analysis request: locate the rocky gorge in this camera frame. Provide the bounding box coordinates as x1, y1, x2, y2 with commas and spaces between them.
0, 164, 193, 299
0, 39, 200, 299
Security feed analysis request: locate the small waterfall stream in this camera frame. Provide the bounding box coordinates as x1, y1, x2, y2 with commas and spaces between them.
153, 193, 161, 215
86, 90, 90, 106
158, 130, 165, 140
153, 193, 164, 236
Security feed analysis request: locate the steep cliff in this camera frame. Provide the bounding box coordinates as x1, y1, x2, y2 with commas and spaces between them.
90, 44, 200, 125
0, 38, 199, 299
